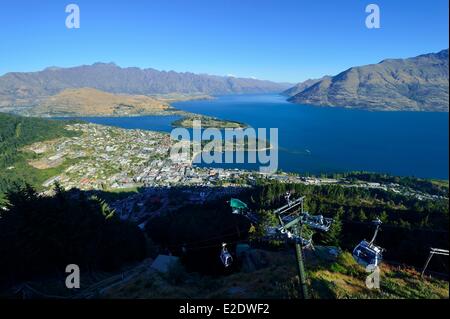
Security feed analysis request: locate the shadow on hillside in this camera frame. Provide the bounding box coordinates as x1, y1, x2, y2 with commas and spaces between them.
62, 184, 255, 276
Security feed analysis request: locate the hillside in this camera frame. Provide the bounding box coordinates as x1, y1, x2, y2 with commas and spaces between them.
0, 62, 291, 110
0, 113, 78, 197
282, 76, 330, 97
98, 249, 449, 299
288, 49, 449, 111
27, 88, 173, 117
5, 248, 446, 299
0, 185, 146, 289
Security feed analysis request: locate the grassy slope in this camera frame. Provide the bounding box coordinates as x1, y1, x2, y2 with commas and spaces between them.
103, 249, 448, 299
309, 252, 448, 299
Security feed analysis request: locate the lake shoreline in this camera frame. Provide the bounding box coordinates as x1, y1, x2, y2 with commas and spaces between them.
50, 94, 448, 180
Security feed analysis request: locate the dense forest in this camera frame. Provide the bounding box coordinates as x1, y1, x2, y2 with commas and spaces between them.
344, 172, 449, 197
0, 113, 78, 200
303, 171, 448, 197
0, 184, 147, 288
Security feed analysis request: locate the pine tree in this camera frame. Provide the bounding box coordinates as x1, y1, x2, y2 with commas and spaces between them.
322, 206, 344, 246
379, 210, 388, 223
358, 208, 368, 222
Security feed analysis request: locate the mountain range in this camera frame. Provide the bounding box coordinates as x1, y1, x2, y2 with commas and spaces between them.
0, 63, 291, 109
285, 49, 449, 112
1, 50, 448, 113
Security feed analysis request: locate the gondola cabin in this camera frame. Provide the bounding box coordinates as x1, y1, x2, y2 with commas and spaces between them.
352, 240, 383, 267
220, 243, 233, 267
230, 198, 248, 215
353, 218, 384, 267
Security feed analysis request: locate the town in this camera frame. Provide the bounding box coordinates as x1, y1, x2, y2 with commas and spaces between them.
23, 123, 445, 220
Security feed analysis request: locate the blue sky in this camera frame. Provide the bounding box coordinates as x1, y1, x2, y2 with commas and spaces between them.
0, 0, 448, 83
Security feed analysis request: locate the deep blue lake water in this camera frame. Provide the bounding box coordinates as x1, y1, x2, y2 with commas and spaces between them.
69, 94, 449, 179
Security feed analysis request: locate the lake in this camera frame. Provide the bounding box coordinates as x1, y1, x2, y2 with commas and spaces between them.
71, 94, 449, 179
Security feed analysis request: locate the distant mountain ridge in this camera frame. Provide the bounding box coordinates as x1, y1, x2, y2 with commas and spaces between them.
287, 49, 449, 111
0, 62, 291, 109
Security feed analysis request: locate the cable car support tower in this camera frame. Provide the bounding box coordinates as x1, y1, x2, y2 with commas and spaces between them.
230, 193, 333, 299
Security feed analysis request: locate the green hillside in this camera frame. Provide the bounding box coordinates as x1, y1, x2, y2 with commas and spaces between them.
0, 113, 78, 200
